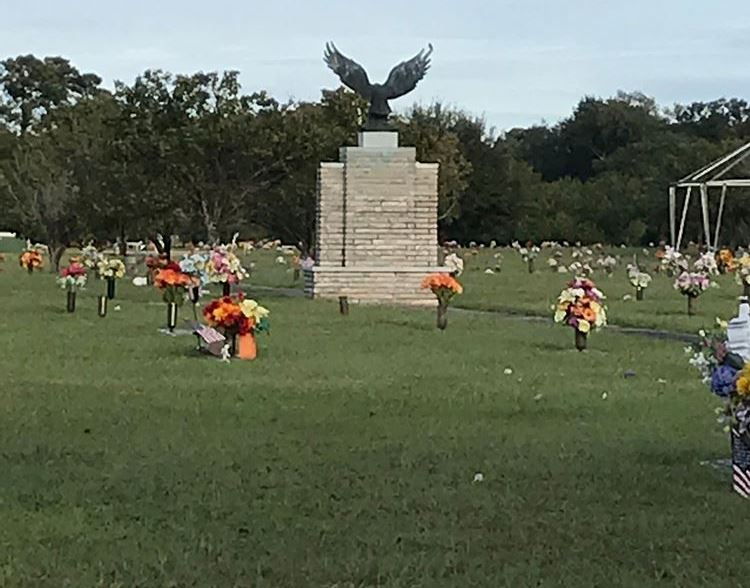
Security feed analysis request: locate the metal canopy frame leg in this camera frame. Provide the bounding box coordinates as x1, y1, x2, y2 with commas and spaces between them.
676, 186, 692, 251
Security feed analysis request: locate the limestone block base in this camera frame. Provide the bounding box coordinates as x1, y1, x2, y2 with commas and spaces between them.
305, 266, 452, 307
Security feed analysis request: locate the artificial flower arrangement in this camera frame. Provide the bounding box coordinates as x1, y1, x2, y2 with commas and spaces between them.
19, 248, 43, 273
145, 253, 168, 283
154, 262, 198, 330
291, 254, 302, 280
97, 257, 126, 279
597, 255, 617, 275
80, 245, 103, 269
179, 251, 209, 301
97, 257, 127, 300
444, 252, 464, 276
685, 317, 750, 498
674, 271, 712, 316
203, 294, 270, 359
718, 248, 735, 274
660, 245, 688, 276
206, 245, 249, 295
626, 263, 652, 300
57, 262, 87, 291
154, 262, 196, 304
694, 251, 719, 276
57, 261, 87, 313
553, 277, 607, 351
421, 273, 463, 330
491, 251, 503, 273
514, 242, 540, 273
568, 261, 593, 277
735, 254, 750, 296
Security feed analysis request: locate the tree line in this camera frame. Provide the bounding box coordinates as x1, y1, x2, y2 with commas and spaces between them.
2, 55, 750, 269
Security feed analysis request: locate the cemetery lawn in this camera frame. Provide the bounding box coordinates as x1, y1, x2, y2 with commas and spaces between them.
1, 265, 749, 587
244, 247, 745, 335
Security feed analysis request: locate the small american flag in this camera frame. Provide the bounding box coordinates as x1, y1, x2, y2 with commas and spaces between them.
196, 325, 225, 344
731, 428, 750, 499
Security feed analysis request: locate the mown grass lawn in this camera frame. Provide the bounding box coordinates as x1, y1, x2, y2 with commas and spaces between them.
446, 247, 743, 334
0, 260, 748, 586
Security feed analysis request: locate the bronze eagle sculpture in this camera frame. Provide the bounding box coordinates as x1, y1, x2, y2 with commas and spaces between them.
324, 42, 433, 130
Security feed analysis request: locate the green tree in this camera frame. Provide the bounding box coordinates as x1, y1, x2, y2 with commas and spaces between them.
0, 55, 101, 134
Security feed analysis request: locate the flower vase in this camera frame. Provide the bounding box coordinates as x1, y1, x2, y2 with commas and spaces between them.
27, 266, 33, 275
191, 286, 200, 305
636, 287, 644, 301
66, 290, 76, 313
146, 270, 153, 286
167, 302, 178, 332
575, 330, 587, 352
687, 295, 696, 316
98, 295, 108, 318
236, 332, 257, 360
527, 259, 535, 274
223, 281, 231, 297
106, 277, 116, 300
437, 302, 448, 330
731, 427, 750, 499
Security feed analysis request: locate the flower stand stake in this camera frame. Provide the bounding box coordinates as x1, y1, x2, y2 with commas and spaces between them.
203, 294, 270, 360
57, 262, 87, 313
421, 273, 463, 330
553, 277, 607, 351
98, 295, 108, 318
674, 272, 711, 316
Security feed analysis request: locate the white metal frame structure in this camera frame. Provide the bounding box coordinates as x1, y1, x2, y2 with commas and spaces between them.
670, 141, 750, 251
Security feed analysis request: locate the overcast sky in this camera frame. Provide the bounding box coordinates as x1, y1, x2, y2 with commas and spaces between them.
3, 0, 749, 131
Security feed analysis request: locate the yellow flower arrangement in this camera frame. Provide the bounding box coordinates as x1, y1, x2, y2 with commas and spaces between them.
737, 367, 750, 398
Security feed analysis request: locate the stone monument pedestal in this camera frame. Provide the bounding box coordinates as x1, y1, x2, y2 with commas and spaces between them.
306, 131, 448, 306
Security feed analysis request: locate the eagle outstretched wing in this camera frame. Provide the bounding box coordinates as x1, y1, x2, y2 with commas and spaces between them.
383, 44, 433, 100
324, 42, 371, 98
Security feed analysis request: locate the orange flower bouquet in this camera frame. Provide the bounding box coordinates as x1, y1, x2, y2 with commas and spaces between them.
19, 249, 43, 273
718, 248, 735, 274
203, 294, 270, 359
154, 262, 196, 305
154, 261, 198, 331
421, 273, 463, 330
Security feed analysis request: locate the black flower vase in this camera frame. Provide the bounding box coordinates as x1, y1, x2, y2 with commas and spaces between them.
191, 286, 200, 304
575, 330, 587, 351
636, 287, 644, 301
687, 295, 696, 316
66, 290, 76, 313
107, 277, 116, 300
436, 302, 448, 330
223, 282, 231, 297
167, 302, 178, 332
98, 295, 108, 318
